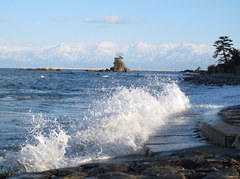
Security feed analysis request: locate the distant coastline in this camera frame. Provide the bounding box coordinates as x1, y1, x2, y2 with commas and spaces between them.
54, 68, 179, 72
17, 67, 179, 72
184, 73, 240, 86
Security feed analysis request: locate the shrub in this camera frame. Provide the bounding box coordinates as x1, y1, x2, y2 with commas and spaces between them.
207, 64, 216, 73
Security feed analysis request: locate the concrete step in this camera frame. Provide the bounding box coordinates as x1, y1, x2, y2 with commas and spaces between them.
144, 122, 207, 156
200, 109, 240, 148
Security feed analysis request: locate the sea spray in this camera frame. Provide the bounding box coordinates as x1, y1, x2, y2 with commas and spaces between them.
5, 79, 190, 172
18, 129, 69, 172
68, 82, 190, 164
2, 113, 70, 173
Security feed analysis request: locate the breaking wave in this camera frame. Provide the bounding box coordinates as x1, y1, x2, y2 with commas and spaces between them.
3, 80, 190, 172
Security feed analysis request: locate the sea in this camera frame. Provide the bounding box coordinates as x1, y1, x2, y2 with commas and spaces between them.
0, 68, 240, 173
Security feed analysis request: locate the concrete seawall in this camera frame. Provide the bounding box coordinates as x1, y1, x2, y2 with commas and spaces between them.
144, 115, 208, 156
200, 108, 240, 149
145, 106, 240, 156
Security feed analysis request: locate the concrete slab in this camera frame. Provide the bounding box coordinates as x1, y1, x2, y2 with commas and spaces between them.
200, 109, 240, 148
144, 119, 207, 156
145, 135, 198, 145
144, 142, 207, 156
152, 124, 197, 137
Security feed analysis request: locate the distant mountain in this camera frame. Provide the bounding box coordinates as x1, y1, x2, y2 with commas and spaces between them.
0, 41, 214, 70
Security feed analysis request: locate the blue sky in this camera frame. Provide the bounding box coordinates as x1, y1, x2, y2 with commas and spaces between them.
0, 0, 239, 69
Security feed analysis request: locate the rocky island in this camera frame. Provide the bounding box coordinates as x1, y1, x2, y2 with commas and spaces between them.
86, 55, 131, 72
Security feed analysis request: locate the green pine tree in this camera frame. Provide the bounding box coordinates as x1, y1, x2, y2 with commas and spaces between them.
213, 36, 233, 64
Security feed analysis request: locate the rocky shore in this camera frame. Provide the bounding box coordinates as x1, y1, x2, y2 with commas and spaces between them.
184, 73, 240, 86
2, 145, 240, 179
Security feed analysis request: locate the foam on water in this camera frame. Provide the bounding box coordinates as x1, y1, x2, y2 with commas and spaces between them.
198, 104, 224, 109
71, 83, 190, 158
2, 114, 70, 172
2, 80, 190, 172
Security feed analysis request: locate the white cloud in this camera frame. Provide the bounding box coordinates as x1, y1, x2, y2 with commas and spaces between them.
0, 41, 214, 70
84, 15, 139, 24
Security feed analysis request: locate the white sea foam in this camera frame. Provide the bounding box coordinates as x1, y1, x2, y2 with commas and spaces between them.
2, 114, 70, 172
19, 130, 69, 172
71, 83, 190, 160
6, 80, 190, 172
198, 104, 224, 109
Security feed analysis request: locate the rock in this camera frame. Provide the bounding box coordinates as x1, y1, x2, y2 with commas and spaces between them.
183, 69, 194, 73
170, 156, 206, 169
81, 162, 109, 170
87, 55, 131, 72
141, 166, 184, 176
112, 55, 131, 72
185, 171, 207, 179
37, 170, 58, 177
63, 172, 88, 179
99, 172, 135, 179
4, 142, 240, 178
83, 163, 129, 176
129, 160, 166, 173
6, 173, 50, 179
203, 168, 239, 179
55, 167, 83, 176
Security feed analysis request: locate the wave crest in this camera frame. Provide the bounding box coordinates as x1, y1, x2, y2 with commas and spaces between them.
3, 80, 190, 172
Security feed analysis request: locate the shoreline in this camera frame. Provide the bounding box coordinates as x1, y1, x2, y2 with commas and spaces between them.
3, 144, 240, 178
0, 67, 179, 72
3, 107, 240, 178
184, 73, 240, 86
53, 68, 178, 72
56, 68, 178, 72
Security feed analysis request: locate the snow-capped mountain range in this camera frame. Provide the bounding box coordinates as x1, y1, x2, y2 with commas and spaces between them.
0, 41, 215, 70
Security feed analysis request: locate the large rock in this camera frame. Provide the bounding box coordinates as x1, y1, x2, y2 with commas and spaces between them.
112, 56, 131, 72
86, 55, 131, 72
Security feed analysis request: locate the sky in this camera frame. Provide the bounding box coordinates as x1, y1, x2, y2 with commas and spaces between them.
0, 0, 239, 70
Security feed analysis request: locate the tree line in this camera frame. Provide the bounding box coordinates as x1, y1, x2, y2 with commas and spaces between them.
208, 36, 240, 74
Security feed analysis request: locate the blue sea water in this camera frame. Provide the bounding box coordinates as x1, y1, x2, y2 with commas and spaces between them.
0, 68, 240, 173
